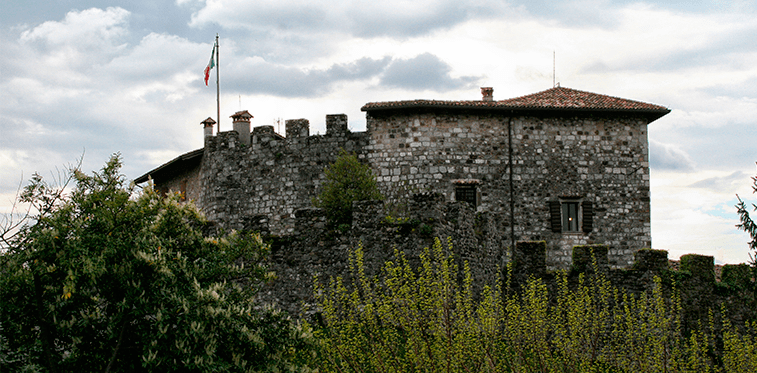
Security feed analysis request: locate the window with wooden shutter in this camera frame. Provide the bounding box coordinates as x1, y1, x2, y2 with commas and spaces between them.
549, 201, 562, 232
550, 199, 594, 233
582, 201, 593, 233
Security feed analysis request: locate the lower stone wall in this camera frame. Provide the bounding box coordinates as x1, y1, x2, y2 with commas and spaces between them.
249, 193, 755, 331
199, 128, 369, 235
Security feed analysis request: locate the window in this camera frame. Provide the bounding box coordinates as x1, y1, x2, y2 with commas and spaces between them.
455, 185, 477, 208
549, 200, 593, 233
562, 202, 579, 232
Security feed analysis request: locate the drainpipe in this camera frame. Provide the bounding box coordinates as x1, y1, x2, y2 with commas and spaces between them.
508, 114, 515, 255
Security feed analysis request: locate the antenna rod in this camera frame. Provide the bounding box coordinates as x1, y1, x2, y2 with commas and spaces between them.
216, 34, 220, 134
553, 50, 555, 88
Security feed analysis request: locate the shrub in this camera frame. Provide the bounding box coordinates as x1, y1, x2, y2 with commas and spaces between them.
313, 239, 757, 372
313, 150, 383, 227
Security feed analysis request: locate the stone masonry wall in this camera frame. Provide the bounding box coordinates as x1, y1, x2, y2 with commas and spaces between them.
199, 114, 368, 234
365, 110, 651, 268
193, 109, 651, 269
257, 193, 505, 315
255, 196, 755, 331
156, 163, 202, 202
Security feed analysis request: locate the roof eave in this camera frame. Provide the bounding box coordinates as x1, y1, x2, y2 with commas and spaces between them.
134, 148, 204, 184
362, 104, 671, 122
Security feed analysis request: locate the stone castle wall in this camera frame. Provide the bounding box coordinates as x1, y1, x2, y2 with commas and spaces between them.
189, 108, 652, 269
198, 114, 368, 234
366, 110, 651, 267
256, 194, 755, 330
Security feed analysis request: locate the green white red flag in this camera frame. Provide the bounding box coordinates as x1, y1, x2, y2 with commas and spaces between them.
204, 43, 216, 86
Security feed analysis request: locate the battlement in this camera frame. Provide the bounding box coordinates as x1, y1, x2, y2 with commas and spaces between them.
326, 113, 349, 136
252, 194, 754, 327
285, 118, 309, 143
198, 113, 369, 234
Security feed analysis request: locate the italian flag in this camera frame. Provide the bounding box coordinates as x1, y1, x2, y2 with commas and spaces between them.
204, 44, 215, 86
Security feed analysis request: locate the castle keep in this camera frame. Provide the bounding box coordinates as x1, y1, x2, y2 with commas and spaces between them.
136, 86, 670, 269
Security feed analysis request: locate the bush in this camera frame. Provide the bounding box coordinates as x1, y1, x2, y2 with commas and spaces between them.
313, 150, 383, 227
313, 238, 757, 372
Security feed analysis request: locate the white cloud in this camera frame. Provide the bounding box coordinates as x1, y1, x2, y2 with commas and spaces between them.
649, 140, 695, 171
20, 7, 129, 43
652, 169, 755, 263
19, 7, 130, 63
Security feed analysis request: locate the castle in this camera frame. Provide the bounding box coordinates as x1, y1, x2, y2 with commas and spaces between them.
135, 86, 670, 269
135, 90, 757, 325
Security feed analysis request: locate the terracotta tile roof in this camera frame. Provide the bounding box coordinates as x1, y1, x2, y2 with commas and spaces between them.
361, 86, 670, 121
500, 87, 668, 111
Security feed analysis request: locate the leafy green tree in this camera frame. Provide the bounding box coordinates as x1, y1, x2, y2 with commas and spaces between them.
313, 150, 383, 227
0, 155, 313, 372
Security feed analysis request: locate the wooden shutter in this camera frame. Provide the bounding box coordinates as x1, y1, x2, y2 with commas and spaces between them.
582, 201, 594, 233
549, 201, 562, 233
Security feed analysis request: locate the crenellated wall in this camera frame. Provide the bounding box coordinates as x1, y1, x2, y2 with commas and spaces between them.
184, 109, 652, 268
253, 194, 754, 329
199, 114, 369, 234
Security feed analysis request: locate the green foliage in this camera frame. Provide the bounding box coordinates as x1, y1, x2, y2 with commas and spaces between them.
418, 223, 433, 237
313, 239, 757, 372
313, 150, 383, 227
0, 155, 313, 372
722, 316, 757, 372
315, 237, 500, 372
736, 173, 757, 261
734, 171, 757, 302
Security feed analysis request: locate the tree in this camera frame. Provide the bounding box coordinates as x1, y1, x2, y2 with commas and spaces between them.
0, 155, 313, 372
735, 170, 757, 304
313, 150, 383, 227
736, 172, 757, 264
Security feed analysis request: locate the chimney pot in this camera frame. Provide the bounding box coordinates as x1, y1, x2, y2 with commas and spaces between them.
230, 110, 253, 146
201, 117, 216, 138
481, 87, 494, 102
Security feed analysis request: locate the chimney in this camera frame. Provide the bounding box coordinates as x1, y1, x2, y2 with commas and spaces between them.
481, 87, 493, 102
201, 117, 216, 138
230, 110, 253, 146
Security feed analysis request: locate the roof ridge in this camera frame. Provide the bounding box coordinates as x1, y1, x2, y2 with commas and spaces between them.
499, 86, 668, 111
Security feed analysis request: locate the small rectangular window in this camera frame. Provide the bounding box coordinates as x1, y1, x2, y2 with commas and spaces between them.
455, 185, 477, 208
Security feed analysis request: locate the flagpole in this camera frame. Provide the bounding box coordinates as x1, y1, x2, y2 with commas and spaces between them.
215, 34, 220, 134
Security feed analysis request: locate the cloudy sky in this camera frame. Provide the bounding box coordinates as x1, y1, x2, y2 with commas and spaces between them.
2, 0, 756, 263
